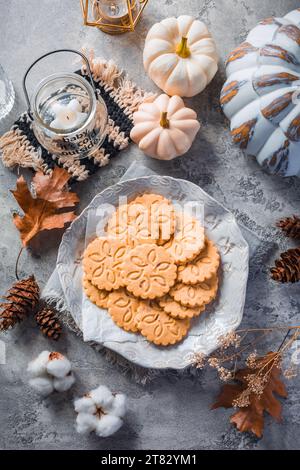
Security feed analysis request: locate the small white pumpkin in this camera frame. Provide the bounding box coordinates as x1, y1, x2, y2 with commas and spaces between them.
143, 15, 219, 97
130, 94, 200, 160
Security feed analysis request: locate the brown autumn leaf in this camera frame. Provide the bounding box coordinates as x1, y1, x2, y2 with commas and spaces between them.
211, 353, 287, 438
11, 167, 79, 247
32, 168, 78, 208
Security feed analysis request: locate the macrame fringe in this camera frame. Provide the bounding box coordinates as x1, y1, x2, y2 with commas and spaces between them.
82, 49, 156, 119
0, 119, 48, 173
82, 48, 122, 88
107, 118, 129, 149
91, 147, 110, 167
54, 154, 91, 181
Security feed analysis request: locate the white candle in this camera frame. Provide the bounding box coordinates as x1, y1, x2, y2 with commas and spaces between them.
97, 0, 128, 19
50, 98, 87, 131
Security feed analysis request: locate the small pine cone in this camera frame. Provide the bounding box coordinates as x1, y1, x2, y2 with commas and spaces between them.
277, 216, 300, 239
36, 305, 62, 340
270, 247, 300, 283
0, 276, 40, 331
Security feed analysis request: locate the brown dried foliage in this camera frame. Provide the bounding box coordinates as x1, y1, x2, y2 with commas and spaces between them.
11, 167, 79, 247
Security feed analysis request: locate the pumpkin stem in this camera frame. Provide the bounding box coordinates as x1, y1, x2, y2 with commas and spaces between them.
176, 37, 191, 58
160, 112, 169, 128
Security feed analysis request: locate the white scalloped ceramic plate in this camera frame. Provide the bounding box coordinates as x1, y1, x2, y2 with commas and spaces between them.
56, 176, 249, 369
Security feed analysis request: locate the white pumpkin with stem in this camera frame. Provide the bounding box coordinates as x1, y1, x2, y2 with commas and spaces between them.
130, 94, 200, 160
143, 15, 219, 97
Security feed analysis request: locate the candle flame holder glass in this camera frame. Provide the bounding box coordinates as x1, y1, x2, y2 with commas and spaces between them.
80, 0, 148, 34
23, 49, 108, 160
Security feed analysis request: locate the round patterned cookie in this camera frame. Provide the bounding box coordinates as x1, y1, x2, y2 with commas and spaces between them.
133, 193, 176, 245
169, 275, 219, 308
106, 204, 134, 243
122, 244, 177, 299
177, 238, 220, 284
158, 295, 204, 319
135, 302, 190, 346
165, 212, 205, 264
107, 288, 140, 333
83, 276, 109, 309
128, 202, 157, 243
83, 237, 129, 291
106, 203, 154, 245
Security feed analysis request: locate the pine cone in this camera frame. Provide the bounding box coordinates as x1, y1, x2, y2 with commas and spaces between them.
270, 248, 300, 283
277, 216, 300, 239
35, 305, 62, 340
0, 276, 40, 330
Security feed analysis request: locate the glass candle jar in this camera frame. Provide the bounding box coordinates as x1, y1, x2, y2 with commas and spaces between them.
23, 49, 108, 160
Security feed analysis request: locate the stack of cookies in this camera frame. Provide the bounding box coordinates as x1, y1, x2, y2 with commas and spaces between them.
83, 193, 220, 347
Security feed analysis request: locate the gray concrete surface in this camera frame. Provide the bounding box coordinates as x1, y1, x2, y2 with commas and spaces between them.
0, 0, 300, 450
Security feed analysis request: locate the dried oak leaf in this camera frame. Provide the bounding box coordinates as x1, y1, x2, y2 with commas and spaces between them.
11, 167, 79, 247
211, 353, 287, 438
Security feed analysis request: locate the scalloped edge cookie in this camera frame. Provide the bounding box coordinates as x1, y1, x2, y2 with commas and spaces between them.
177, 238, 220, 284
165, 212, 205, 264
169, 274, 219, 308
135, 302, 190, 346
122, 244, 177, 299
158, 295, 205, 319
107, 288, 140, 333
83, 276, 110, 309
83, 237, 129, 291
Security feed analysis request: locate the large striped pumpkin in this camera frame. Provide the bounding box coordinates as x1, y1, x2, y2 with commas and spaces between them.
220, 9, 300, 177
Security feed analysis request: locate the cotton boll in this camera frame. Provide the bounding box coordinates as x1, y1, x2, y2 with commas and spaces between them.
109, 393, 127, 418
74, 385, 127, 438
53, 373, 75, 392
95, 414, 123, 437
74, 396, 96, 414
46, 353, 71, 378
27, 351, 75, 396
76, 412, 98, 435
90, 385, 114, 408
27, 351, 50, 377
29, 376, 54, 396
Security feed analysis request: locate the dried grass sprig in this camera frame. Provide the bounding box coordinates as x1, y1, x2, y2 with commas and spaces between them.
191, 324, 300, 437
